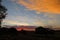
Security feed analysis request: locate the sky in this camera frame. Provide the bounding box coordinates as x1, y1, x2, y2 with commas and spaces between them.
1, 0, 60, 29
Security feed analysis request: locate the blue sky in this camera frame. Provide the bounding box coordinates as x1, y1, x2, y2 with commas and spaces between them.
1, 0, 60, 28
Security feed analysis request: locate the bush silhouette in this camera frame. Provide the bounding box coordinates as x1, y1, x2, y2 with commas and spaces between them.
8, 28, 18, 35
0, 27, 18, 35
20, 29, 27, 35
35, 26, 54, 34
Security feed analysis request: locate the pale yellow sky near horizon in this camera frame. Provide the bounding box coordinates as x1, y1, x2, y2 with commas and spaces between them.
2, 0, 60, 29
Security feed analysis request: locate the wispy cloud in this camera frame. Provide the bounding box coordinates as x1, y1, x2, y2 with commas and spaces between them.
43, 14, 60, 28
3, 20, 30, 26
12, 0, 60, 14
32, 20, 45, 26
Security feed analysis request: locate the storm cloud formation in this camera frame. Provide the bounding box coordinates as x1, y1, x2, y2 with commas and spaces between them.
14, 0, 60, 14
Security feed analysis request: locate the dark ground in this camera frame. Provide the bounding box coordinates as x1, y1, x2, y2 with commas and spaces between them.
0, 28, 60, 40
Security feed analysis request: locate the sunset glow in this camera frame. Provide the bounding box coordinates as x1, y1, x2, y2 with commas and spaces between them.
2, 0, 60, 29
16, 0, 60, 14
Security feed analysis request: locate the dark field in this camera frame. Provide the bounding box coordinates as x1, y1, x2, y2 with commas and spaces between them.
0, 27, 60, 40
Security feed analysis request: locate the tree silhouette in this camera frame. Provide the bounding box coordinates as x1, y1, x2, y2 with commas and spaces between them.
0, 0, 7, 27
35, 26, 54, 34
35, 26, 47, 34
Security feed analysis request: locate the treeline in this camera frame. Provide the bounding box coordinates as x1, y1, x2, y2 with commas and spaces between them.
0, 26, 56, 35
0, 26, 60, 40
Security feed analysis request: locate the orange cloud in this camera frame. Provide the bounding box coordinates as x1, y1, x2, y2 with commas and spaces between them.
16, 0, 60, 14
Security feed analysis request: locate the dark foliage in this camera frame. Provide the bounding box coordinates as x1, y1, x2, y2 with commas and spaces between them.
0, 0, 7, 27
0, 28, 17, 35
0, 27, 59, 40
35, 26, 54, 34
20, 29, 27, 34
